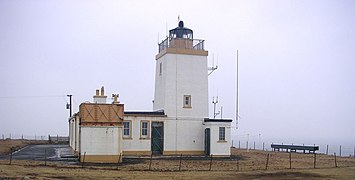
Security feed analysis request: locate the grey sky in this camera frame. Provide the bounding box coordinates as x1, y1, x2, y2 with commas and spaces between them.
0, 0, 354, 145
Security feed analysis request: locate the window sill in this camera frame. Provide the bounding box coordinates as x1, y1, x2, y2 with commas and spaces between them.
139, 137, 151, 140
217, 140, 227, 143
183, 106, 192, 108
123, 137, 133, 140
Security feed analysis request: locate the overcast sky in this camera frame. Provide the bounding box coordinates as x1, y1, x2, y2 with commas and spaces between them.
1, 0, 354, 146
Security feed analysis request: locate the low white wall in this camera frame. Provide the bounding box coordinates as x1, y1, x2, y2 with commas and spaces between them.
80, 126, 121, 156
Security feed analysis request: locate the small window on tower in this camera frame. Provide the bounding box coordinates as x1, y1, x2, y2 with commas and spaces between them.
159, 62, 162, 75
183, 95, 191, 108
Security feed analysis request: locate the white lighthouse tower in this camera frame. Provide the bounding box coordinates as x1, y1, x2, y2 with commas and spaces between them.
153, 21, 209, 155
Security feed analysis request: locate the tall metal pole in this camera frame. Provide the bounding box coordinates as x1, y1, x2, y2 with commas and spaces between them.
67, 94, 72, 117
236, 50, 239, 129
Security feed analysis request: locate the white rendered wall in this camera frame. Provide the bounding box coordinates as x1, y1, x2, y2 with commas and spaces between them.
75, 115, 80, 152
80, 126, 121, 156
122, 115, 205, 153
164, 118, 204, 152
153, 53, 208, 118
93, 97, 107, 103
204, 122, 231, 156
69, 117, 76, 149
69, 119, 73, 148
122, 115, 165, 152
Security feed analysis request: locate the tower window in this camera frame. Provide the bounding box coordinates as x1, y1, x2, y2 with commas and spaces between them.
159, 62, 162, 75
183, 95, 191, 108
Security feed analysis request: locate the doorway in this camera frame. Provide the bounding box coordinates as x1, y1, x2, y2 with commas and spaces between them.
151, 122, 164, 155
204, 128, 210, 155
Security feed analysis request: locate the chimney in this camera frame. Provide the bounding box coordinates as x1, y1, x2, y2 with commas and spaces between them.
101, 86, 105, 96
93, 86, 107, 103
112, 94, 120, 104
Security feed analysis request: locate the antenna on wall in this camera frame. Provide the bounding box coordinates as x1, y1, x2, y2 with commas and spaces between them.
208, 54, 218, 76
166, 22, 168, 38
158, 32, 160, 44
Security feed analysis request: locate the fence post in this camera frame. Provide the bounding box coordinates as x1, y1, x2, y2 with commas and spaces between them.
326, 144, 329, 155
265, 154, 269, 170
353, 146, 355, 158
289, 152, 292, 169
334, 152, 337, 167
253, 141, 255, 150
313, 153, 316, 169
246, 141, 249, 150
263, 142, 265, 151
339, 145, 342, 157
232, 140, 234, 148
179, 154, 182, 171
82, 152, 86, 168
149, 153, 153, 171
117, 153, 122, 169
209, 154, 213, 171
44, 149, 47, 166
238, 141, 240, 149
237, 159, 239, 171
9, 147, 13, 165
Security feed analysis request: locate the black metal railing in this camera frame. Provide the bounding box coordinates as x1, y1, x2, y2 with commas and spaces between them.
158, 37, 205, 53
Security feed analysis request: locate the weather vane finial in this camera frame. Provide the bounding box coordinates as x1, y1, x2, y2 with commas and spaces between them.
178, 15, 180, 22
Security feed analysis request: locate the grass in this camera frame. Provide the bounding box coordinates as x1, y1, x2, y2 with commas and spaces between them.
1, 140, 355, 179
1, 161, 355, 179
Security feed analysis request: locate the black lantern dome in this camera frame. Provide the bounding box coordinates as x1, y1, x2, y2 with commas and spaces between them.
169, 21, 193, 39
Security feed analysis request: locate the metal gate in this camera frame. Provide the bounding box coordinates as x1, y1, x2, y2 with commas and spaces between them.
151, 122, 164, 155
204, 128, 210, 155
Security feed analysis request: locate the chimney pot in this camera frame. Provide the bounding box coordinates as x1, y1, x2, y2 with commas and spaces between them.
96, 89, 99, 96
101, 86, 105, 96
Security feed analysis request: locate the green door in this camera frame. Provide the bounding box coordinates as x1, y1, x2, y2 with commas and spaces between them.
151, 122, 164, 155
204, 128, 210, 155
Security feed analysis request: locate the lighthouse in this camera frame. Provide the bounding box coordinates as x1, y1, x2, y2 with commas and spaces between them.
153, 21, 209, 154
153, 21, 208, 118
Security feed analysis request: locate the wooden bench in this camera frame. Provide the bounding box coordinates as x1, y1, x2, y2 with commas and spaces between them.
271, 144, 319, 153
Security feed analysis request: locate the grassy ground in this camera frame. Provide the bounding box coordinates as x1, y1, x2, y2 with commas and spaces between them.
1, 141, 355, 179
0, 139, 48, 155
1, 161, 355, 179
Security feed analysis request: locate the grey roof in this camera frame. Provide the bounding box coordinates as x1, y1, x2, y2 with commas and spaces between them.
204, 118, 233, 122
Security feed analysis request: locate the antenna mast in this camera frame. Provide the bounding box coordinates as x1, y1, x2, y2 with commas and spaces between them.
212, 96, 220, 119
236, 50, 239, 129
